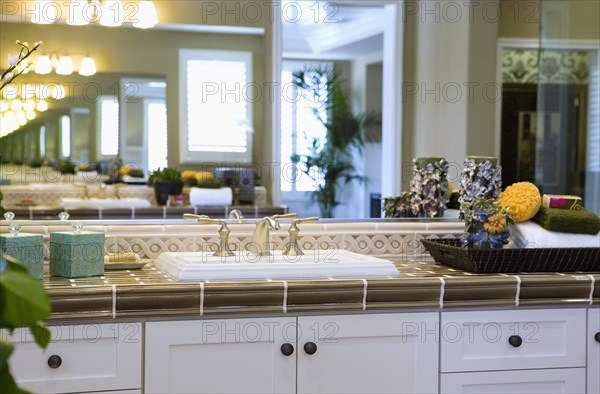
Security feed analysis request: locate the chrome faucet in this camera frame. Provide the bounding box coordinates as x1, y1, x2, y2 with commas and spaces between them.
98, 183, 106, 199
247, 213, 297, 256
114, 184, 121, 200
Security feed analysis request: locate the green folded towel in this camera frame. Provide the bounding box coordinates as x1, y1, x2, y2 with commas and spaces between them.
533, 206, 600, 235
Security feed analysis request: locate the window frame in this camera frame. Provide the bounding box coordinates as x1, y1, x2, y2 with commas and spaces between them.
179, 48, 253, 164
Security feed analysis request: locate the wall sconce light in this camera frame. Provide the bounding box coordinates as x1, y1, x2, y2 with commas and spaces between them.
31, 0, 158, 28
133, 0, 158, 29
34, 53, 96, 76
56, 55, 74, 75
79, 55, 96, 76
99, 0, 124, 27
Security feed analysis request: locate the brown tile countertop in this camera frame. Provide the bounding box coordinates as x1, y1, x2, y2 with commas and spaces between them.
44, 260, 600, 321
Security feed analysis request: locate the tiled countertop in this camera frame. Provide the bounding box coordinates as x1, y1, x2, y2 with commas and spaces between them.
45, 260, 600, 321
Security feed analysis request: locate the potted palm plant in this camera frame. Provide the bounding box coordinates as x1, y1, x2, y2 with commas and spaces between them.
291, 66, 372, 218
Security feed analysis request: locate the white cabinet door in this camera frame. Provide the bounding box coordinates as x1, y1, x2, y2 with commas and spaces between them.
589, 308, 600, 394
297, 313, 439, 394
7, 323, 142, 393
145, 317, 296, 394
441, 308, 586, 372
441, 368, 586, 393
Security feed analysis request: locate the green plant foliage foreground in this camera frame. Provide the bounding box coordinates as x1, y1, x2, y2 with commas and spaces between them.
291, 66, 374, 218
149, 167, 183, 183
0, 254, 52, 394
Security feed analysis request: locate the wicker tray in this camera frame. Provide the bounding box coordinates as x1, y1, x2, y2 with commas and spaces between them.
421, 239, 600, 273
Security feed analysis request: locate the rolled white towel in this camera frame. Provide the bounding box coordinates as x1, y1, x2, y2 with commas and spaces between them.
512, 221, 600, 248
189, 187, 233, 206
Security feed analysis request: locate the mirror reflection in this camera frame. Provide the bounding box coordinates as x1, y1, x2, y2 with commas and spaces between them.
0, 0, 598, 219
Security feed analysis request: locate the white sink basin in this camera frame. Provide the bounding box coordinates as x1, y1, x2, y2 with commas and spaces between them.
155, 250, 400, 281
61, 198, 152, 209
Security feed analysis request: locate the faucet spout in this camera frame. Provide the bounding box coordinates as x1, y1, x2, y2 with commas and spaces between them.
247, 213, 297, 256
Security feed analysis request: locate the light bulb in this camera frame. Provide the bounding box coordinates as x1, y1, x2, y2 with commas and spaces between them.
79, 56, 96, 76
16, 110, 26, 125
24, 100, 35, 111
133, 0, 158, 29
37, 99, 48, 112
99, 0, 124, 26
0, 101, 8, 112
35, 55, 52, 74
56, 55, 74, 75
26, 110, 36, 120
10, 100, 22, 111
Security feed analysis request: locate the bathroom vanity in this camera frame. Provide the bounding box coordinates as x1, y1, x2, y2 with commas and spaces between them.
2, 219, 599, 394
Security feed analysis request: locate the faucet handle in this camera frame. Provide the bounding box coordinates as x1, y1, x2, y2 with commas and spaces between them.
183, 214, 234, 257
283, 217, 318, 256
272, 213, 297, 220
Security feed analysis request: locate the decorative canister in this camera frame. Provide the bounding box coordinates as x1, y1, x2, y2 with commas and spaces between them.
459, 156, 502, 219
410, 157, 450, 218
49, 226, 105, 278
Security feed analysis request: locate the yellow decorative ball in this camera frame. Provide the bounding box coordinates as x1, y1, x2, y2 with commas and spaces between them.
498, 182, 541, 222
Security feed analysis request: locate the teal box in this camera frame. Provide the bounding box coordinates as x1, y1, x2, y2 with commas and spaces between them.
49, 231, 105, 278
0, 233, 44, 279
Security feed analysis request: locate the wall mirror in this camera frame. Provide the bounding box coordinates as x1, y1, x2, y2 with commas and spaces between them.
1, 1, 598, 219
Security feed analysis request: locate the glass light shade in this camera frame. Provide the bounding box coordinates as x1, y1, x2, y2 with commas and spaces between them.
0, 101, 8, 112
37, 100, 49, 112
56, 55, 74, 75
133, 0, 158, 29
26, 110, 36, 120
99, 0, 124, 26
32, 0, 58, 24
35, 55, 52, 74
79, 56, 96, 76
16, 111, 26, 126
24, 100, 35, 111
50, 85, 65, 100
10, 100, 22, 111
67, 0, 90, 25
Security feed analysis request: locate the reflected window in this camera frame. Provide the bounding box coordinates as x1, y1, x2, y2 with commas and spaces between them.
280, 61, 330, 193
98, 96, 119, 156
179, 49, 253, 163
60, 115, 70, 158
39, 125, 45, 157
147, 101, 168, 171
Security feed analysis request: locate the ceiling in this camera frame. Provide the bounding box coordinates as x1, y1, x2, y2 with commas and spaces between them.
282, 3, 385, 60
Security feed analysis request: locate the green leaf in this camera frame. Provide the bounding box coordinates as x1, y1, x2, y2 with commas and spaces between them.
27, 323, 50, 349
0, 340, 14, 370
0, 270, 50, 327
0, 255, 28, 274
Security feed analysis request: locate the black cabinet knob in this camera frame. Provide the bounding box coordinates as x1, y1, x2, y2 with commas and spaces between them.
47, 355, 62, 369
508, 335, 523, 347
595, 332, 600, 343
304, 342, 317, 355
280, 343, 294, 356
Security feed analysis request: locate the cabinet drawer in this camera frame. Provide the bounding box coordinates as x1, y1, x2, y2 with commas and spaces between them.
6, 323, 142, 393
441, 308, 586, 372
440, 368, 585, 393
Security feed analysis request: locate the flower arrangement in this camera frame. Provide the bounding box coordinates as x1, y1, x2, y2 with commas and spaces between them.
382, 192, 415, 218
461, 198, 514, 249
0, 40, 42, 91
459, 157, 502, 219
78, 163, 96, 172
410, 157, 450, 217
